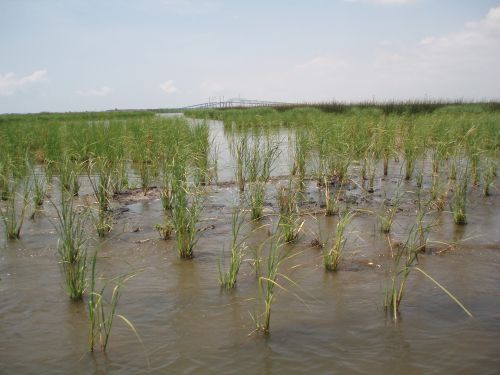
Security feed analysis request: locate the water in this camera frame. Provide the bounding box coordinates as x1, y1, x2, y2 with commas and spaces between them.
1, 117, 499, 374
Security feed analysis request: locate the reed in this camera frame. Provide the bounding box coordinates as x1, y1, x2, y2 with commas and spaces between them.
30, 167, 47, 207
54, 194, 88, 300
218, 208, 246, 289
247, 181, 266, 221
170, 172, 203, 259
450, 170, 468, 225
88, 251, 140, 352
379, 185, 403, 233
87, 159, 113, 236
0, 183, 29, 240
323, 211, 355, 271
277, 181, 303, 242
253, 235, 286, 335
482, 159, 496, 196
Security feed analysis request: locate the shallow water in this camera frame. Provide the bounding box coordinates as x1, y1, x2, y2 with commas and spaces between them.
1, 117, 500, 374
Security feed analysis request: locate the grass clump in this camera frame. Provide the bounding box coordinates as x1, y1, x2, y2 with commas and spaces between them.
323, 211, 355, 271
218, 208, 246, 289
277, 181, 303, 242
54, 194, 88, 300
88, 251, 140, 352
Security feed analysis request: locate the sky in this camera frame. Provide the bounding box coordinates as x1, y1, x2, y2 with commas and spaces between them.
1, 0, 500, 113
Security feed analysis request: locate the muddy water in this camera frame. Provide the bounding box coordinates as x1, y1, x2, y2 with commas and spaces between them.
1, 118, 500, 374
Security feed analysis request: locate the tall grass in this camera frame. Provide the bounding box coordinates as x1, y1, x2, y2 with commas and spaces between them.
277, 181, 303, 242
88, 251, 140, 352
54, 194, 88, 300
218, 208, 246, 289
379, 184, 403, 233
450, 170, 468, 225
0, 181, 29, 240
323, 211, 355, 271
247, 181, 266, 221
170, 166, 203, 258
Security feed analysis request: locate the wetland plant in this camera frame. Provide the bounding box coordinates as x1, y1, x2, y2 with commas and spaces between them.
379, 186, 403, 233
277, 181, 303, 242
30, 168, 47, 207
450, 171, 468, 225
171, 178, 203, 259
154, 216, 174, 240
0, 184, 29, 240
218, 208, 246, 289
253, 235, 286, 335
323, 211, 355, 271
482, 160, 496, 196
88, 252, 139, 352
54, 194, 88, 300
87, 159, 113, 236
247, 181, 266, 221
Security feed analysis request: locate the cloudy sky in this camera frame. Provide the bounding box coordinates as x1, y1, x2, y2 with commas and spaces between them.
1, 0, 499, 113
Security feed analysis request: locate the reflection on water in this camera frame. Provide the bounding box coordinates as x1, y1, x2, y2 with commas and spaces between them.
1, 116, 500, 374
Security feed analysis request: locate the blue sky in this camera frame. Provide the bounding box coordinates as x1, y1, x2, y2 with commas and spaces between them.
1, 0, 500, 113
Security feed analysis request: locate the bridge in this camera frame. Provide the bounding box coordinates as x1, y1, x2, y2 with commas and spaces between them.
182, 98, 291, 109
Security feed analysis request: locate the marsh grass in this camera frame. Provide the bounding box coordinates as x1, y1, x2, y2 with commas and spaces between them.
482, 159, 496, 196
30, 168, 47, 207
60, 157, 80, 196
247, 181, 266, 221
171, 175, 203, 259
54, 194, 88, 300
87, 159, 113, 236
88, 251, 141, 352
218, 208, 247, 289
0, 187, 29, 240
385, 232, 472, 321
450, 170, 468, 225
323, 211, 355, 271
252, 235, 294, 335
379, 184, 403, 233
277, 181, 304, 242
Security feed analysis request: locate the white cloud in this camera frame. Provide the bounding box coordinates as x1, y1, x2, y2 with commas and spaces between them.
76, 86, 115, 97
159, 80, 179, 94
345, 0, 416, 4
287, 6, 500, 101
0, 70, 48, 96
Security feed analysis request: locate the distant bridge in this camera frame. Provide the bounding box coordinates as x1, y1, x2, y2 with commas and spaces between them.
182, 98, 291, 109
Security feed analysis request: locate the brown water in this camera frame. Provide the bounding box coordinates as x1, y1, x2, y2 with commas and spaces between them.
1, 119, 500, 374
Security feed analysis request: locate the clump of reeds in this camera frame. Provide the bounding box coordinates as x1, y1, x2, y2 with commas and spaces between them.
252, 235, 287, 335
54, 194, 88, 300
247, 181, 266, 221
379, 185, 403, 233
292, 129, 309, 185
403, 137, 418, 181
60, 156, 80, 196
323, 211, 355, 271
170, 171, 203, 259
88, 251, 140, 352
231, 135, 249, 192
385, 229, 472, 321
30, 168, 47, 207
277, 181, 303, 242
450, 170, 468, 225
0, 181, 29, 240
87, 159, 113, 236
482, 159, 496, 196
0, 160, 13, 201
218, 208, 246, 289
